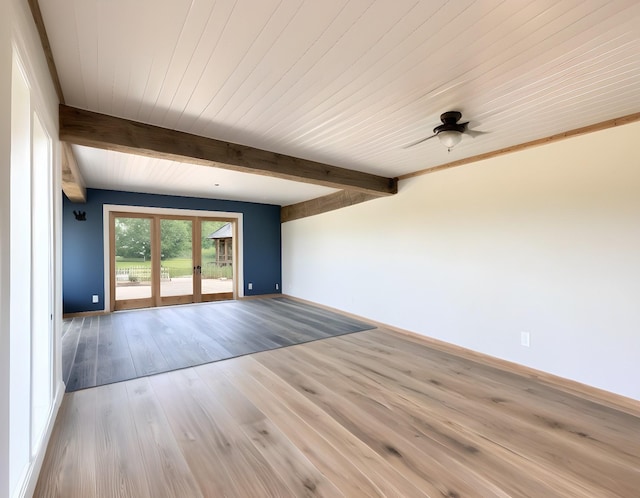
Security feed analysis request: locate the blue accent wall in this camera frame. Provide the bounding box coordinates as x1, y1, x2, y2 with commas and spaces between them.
63, 189, 281, 313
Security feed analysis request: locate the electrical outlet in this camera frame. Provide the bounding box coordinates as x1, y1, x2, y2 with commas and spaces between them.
248, 282, 253, 290
275, 283, 279, 290
92, 294, 99, 304
521, 331, 530, 347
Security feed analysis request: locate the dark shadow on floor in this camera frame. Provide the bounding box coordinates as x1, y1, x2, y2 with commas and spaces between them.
62, 297, 375, 392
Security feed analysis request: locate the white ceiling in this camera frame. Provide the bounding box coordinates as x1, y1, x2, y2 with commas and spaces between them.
40, 0, 640, 205
72, 144, 338, 205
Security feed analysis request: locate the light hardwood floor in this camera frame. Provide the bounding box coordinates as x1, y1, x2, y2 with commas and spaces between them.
36, 328, 640, 497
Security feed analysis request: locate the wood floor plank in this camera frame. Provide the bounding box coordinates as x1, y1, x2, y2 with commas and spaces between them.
277, 297, 374, 330
209, 357, 429, 498
149, 367, 296, 497
123, 313, 170, 376
147, 315, 212, 370
257, 349, 517, 498
94, 382, 152, 498
96, 314, 137, 386
61, 317, 83, 385
124, 377, 204, 498
34, 389, 98, 498
167, 306, 237, 360
215, 302, 309, 346
163, 307, 233, 360
146, 370, 251, 496
65, 316, 99, 391
203, 304, 286, 352
195, 363, 345, 498
251, 298, 371, 337
61, 317, 73, 338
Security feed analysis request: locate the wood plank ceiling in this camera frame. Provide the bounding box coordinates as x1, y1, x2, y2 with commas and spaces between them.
38, 0, 640, 211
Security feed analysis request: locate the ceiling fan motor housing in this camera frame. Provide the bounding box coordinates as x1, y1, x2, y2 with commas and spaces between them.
433, 111, 468, 134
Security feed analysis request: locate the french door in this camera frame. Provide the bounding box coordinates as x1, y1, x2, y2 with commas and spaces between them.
110, 212, 236, 311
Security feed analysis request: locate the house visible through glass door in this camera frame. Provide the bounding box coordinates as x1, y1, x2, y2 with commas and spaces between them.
200, 219, 234, 302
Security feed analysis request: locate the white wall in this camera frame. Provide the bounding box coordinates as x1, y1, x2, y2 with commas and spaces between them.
283, 121, 640, 401
0, 0, 13, 493
1, 0, 63, 497
10, 51, 34, 496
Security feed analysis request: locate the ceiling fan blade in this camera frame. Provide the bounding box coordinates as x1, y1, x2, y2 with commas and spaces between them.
403, 134, 437, 148
465, 129, 490, 138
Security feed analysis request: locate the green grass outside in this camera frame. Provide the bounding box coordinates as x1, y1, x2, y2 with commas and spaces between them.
116, 253, 232, 279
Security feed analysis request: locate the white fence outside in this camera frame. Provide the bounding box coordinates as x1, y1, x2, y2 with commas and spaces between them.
116, 266, 170, 283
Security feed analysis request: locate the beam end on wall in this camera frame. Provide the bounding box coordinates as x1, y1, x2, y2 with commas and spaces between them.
61, 142, 86, 203
281, 190, 383, 223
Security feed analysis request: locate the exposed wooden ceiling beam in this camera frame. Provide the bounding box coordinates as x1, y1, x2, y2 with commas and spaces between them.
61, 142, 86, 202
281, 190, 380, 223
27, 0, 64, 103
59, 105, 398, 196
28, 0, 87, 203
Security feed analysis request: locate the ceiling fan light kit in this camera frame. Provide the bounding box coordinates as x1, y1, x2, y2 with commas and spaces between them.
437, 129, 463, 150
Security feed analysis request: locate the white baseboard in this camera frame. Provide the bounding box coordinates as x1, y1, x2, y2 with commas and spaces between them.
15, 381, 65, 498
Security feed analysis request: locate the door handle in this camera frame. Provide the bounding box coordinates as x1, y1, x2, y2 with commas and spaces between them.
193, 265, 202, 274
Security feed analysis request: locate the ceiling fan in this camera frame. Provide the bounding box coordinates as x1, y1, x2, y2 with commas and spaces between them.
404, 111, 486, 151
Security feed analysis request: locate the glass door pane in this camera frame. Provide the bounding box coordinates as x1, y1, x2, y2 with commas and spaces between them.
200, 219, 234, 301
160, 218, 193, 302
114, 216, 153, 305
111, 214, 236, 309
